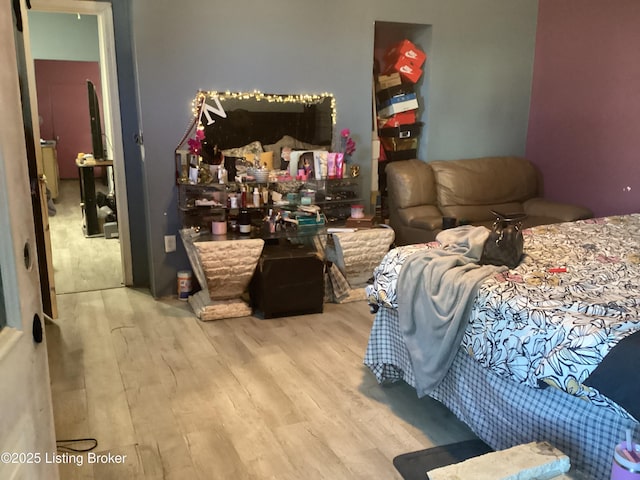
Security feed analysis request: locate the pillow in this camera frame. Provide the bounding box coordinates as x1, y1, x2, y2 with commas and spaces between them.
221, 140, 264, 159
293, 139, 329, 151
243, 151, 274, 170
259, 151, 274, 170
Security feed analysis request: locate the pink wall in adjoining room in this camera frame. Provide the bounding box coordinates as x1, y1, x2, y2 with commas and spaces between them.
526, 0, 640, 218
35, 60, 102, 179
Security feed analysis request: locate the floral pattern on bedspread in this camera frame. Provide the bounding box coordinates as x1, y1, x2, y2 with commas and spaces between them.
366, 241, 439, 308
366, 215, 640, 420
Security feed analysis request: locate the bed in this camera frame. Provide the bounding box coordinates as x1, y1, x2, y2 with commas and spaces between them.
364, 214, 640, 479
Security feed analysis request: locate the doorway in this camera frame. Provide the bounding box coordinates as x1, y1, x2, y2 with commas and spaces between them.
25, 1, 132, 298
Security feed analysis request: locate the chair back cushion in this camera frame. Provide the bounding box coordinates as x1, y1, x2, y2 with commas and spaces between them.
431, 156, 538, 221
386, 159, 436, 209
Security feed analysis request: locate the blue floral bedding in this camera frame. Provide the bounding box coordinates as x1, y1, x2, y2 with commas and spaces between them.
366, 215, 640, 420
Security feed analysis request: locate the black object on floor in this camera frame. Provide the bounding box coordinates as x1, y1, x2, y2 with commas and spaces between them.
249, 244, 324, 319
393, 439, 494, 480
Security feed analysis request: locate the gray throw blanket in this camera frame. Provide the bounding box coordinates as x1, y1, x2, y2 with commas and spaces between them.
397, 225, 506, 397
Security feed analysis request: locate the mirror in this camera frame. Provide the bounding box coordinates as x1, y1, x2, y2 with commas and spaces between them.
186, 90, 336, 169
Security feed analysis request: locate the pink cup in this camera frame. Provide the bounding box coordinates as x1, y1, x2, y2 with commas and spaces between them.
211, 221, 227, 235
611, 442, 640, 480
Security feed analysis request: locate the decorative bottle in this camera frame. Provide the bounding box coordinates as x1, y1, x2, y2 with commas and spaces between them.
238, 209, 251, 234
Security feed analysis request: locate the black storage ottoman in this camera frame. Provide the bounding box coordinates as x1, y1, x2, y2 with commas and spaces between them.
249, 244, 324, 319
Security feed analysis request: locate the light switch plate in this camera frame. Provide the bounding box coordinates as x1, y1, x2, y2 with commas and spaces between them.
164, 235, 176, 253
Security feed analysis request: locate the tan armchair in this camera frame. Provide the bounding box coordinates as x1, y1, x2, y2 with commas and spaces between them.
386, 157, 593, 246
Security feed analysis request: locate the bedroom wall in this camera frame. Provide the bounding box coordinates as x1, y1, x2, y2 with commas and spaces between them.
130, 0, 538, 297
28, 11, 99, 62
526, 0, 640, 217
34, 59, 102, 179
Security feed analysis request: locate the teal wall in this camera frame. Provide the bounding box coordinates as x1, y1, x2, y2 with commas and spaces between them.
130, 0, 539, 297
28, 11, 99, 61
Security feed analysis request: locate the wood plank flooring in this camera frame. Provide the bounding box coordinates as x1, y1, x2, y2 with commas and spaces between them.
46, 288, 477, 479
49, 179, 122, 294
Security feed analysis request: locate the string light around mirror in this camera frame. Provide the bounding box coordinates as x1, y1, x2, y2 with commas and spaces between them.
191, 90, 337, 127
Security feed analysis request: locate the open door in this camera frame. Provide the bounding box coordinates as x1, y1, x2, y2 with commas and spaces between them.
0, 0, 58, 478
20, 2, 59, 318
33, 133, 58, 318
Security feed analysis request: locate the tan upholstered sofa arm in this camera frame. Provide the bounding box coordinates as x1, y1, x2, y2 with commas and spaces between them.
523, 198, 593, 222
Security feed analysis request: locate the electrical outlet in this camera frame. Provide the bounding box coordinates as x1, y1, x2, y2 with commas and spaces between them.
164, 235, 176, 253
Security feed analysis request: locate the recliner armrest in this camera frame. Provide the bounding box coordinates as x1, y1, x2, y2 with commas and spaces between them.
523, 198, 593, 222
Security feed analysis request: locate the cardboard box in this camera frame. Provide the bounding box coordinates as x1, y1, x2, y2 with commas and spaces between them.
379, 122, 422, 161
103, 222, 119, 239
379, 122, 423, 140
376, 83, 414, 105
384, 56, 423, 84
378, 111, 417, 129
376, 73, 402, 91
383, 149, 417, 161
378, 93, 419, 118
380, 136, 418, 153
384, 39, 427, 68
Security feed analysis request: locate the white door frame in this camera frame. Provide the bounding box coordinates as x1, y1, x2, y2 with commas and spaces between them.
28, 0, 133, 286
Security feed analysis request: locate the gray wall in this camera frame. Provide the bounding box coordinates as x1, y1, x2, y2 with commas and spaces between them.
130, 0, 539, 297
106, 0, 150, 288
28, 11, 99, 61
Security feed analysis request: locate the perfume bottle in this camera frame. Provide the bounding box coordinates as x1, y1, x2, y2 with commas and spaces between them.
240, 185, 247, 208
218, 165, 227, 184
238, 209, 251, 234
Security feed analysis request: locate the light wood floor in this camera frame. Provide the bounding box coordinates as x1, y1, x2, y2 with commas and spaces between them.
46, 288, 478, 479
49, 179, 122, 294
